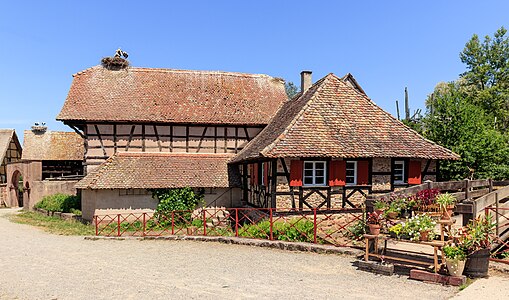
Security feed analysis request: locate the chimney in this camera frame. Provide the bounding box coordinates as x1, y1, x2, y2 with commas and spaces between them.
300, 70, 312, 92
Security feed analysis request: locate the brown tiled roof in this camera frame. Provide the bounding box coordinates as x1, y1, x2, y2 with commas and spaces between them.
76, 152, 240, 189
57, 66, 288, 126
0, 129, 21, 163
22, 131, 84, 161
232, 73, 459, 162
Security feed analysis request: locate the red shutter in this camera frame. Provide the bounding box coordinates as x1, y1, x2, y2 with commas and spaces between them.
328, 160, 346, 186
253, 163, 259, 186
249, 164, 254, 185
408, 161, 422, 185
289, 160, 303, 187
263, 163, 269, 186
357, 161, 369, 185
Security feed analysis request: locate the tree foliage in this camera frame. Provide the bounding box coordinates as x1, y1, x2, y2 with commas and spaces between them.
419, 27, 509, 180
423, 82, 509, 180
285, 81, 300, 99
459, 26, 509, 129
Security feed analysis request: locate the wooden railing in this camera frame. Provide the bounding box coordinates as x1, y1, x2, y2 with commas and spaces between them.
365, 179, 502, 226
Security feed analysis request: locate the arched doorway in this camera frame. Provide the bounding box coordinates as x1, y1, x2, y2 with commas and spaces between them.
11, 170, 23, 207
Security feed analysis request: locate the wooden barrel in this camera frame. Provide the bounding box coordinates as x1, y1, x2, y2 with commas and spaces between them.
464, 248, 490, 278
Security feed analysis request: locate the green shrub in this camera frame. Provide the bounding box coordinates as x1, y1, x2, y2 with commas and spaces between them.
239, 218, 315, 243
150, 187, 204, 226
34, 193, 81, 213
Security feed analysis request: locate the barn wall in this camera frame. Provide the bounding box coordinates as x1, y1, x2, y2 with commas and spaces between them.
82, 187, 243, 221
85, 123, 262, 173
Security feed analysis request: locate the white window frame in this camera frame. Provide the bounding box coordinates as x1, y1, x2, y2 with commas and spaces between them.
393, 160, 405, 184
303, 161, 327, 187
345, 161, 357, 186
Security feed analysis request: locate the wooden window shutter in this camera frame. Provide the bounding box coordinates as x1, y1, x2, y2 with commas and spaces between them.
357, 161, 369, 185
408, 161, 422, 185
263, 163, 269, 186
328, 160, 346, 186
252, 163, 259, 186
289, 160, 303, 187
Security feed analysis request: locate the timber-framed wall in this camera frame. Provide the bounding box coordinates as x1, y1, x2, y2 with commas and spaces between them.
67, 122, 263, 172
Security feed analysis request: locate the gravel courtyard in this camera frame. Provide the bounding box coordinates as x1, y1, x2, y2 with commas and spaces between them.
0, 208, 458, 299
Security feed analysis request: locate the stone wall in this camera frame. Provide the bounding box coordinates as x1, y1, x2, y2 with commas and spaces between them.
0, 183, 7, 206
82, 187, 243, 221
29, 180, 79, 209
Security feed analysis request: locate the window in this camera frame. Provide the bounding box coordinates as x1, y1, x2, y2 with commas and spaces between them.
119, 189, 150, 196
303, 161, 326, 186
394, 160, 405, 184
346, 161, 357, 185
260, 162, 265, 186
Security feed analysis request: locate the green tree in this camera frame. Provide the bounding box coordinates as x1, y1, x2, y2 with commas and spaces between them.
459, 27, 509, 128
423, 82, 509, 180
285, 81, 300, 99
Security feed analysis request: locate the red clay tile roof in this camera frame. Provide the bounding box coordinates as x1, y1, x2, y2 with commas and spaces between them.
57, 66, 288, 126
22, 130, 84, 161
76, 152, 240, 189
0, 129, 21, 163
232, 73, 459, 162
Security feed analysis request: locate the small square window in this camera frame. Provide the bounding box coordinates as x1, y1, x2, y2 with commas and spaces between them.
303, 161, 327, 186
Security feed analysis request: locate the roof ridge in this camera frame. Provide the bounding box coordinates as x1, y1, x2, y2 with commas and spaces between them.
260, 74, 332, 156
117, 152, 234, 157
73, 65, 279, 80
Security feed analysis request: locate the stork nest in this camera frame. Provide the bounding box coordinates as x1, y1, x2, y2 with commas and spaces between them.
101, 56, 129, 70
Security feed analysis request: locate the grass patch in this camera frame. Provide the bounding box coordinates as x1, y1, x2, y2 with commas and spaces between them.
9, 211, 94, 236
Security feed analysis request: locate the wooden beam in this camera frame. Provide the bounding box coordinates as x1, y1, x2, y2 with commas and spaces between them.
271, 159, 277, 208
94, 125, 107, 156
68, 124, 86, 139
141, 124, 146, 152
196, 127, 208, 152
243, 127, 251, 141
113, 124, 117, 153
125, 125, 136, 151
153, 125, 162, 152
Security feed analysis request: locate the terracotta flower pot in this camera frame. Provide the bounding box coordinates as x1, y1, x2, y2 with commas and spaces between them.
446, 258, 466, 276
386, 211, 399, 219
419, 230, 430, 241
441, 205, 455, 220
368, 224, 381, 235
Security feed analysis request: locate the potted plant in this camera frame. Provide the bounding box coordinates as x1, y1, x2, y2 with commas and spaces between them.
388, 223, 403, 239
459, 215, 496, 278
443, 244, 467, 276
403, 214, 436, 241
436, 193, 457, 220
384, 204, 400, 220
366, 212, 383, 235
414, 189, 441, 216
373, 200, 388, 215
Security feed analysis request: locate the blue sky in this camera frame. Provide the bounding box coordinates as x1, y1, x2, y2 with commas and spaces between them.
1, 1, 508, 142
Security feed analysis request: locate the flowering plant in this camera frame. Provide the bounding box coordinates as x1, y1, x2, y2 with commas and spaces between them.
366, 212, 383, 225
401, 214, 436, 241
457, 215, 495, 253
416, 189, 441, 208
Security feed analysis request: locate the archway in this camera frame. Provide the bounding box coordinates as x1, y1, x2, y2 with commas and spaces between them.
11, 170, 23, 207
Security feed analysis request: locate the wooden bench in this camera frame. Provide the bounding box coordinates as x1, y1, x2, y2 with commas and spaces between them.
363, 234, 447, 273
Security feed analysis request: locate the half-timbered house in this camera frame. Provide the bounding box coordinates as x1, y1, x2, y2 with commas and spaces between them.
58, 65, 288, 220
4, 126, 85, 208
0, 129, 22, 206
231, 72, 460, 209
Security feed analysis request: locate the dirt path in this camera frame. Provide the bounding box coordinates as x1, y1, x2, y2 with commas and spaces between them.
0, 208, 459, 299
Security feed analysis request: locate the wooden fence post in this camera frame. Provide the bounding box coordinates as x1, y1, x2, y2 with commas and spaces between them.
464, 179, 470, 200
495, 192, 500, 237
